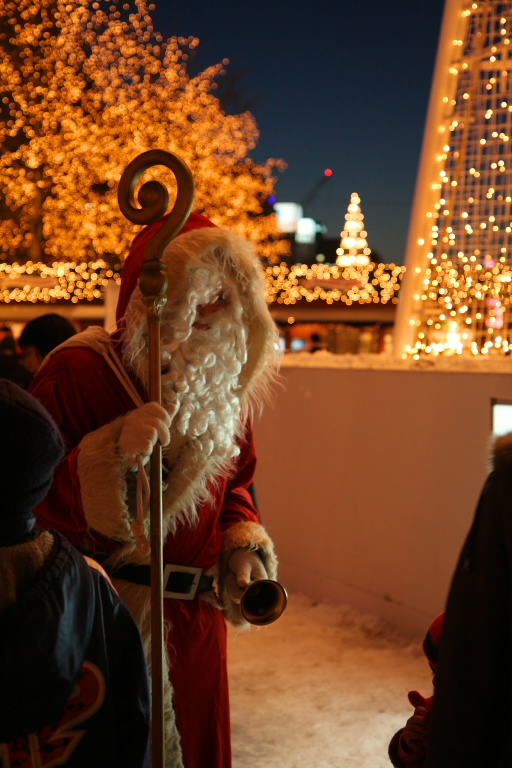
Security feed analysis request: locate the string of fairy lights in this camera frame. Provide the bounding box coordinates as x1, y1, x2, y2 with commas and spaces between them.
0, 259, 120, 303
0, 258, 405, 306
265, 262, 404, 306
407, 1, 512, 358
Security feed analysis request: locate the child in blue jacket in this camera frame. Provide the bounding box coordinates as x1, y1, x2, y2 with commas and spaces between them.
0, 379, 150, 767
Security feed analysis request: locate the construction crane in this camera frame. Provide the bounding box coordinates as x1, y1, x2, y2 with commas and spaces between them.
300, 169, 333, 212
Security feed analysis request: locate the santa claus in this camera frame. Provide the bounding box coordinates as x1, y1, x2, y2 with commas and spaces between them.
30, 211, 280, 768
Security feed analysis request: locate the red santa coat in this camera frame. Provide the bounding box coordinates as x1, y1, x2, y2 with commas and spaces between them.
31, 214, 280, 768
32, 341, 272, 768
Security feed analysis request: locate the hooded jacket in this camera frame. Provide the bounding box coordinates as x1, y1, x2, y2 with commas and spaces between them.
0, 531, 150, 767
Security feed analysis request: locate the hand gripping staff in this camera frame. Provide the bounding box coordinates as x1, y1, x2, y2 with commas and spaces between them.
117, 150, 194, 768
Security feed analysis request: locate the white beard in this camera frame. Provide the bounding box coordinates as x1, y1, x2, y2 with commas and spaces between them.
120, 257, 248, 530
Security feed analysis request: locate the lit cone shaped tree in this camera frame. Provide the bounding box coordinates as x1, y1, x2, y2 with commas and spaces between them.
0, 0, 288, 269
395, 0, 512, 357
335, 192, 372, 267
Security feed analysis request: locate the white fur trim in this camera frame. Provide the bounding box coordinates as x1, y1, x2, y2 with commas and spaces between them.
112, 580, 184, 768
77, 416, 135, 542
219, 521, 278, 628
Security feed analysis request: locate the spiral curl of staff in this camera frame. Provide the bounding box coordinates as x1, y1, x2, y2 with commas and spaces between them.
118, 150, 194, 768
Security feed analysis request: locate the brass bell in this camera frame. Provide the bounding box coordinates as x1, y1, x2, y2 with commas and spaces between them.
240, 579, 288, 626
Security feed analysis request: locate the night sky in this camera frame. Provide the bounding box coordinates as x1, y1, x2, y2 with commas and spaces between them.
153, 1, 447, 264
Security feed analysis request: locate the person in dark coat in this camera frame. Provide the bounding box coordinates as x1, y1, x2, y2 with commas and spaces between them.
18, 312, 77, 374
0, 327, 32, 388
425, 434, 512, 768
0, 379, 150, 767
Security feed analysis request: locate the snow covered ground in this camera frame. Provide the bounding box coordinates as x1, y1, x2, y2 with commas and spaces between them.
281, 348, 512, 373
228, 593, 433, 768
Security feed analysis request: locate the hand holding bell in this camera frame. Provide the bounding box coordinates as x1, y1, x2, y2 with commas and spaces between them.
226, 548, 288, 626
225, 548, 268, 603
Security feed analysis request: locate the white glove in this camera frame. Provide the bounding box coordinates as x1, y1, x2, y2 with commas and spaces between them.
225, 548, 268, 604
118, 402, 174, 465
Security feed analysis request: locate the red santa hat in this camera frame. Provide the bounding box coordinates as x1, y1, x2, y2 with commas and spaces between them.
116, 211, 217, 325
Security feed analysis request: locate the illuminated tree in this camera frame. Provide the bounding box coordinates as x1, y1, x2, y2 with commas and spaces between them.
395, 1, 512, 357
0, 0, 288, 269
335, 192, 371, 267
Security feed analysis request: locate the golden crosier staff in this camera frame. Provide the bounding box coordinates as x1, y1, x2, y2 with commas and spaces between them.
117, 149, 288, 764
117, 149, 194, 768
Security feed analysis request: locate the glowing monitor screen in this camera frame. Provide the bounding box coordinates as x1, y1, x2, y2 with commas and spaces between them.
491, 399, 512, 437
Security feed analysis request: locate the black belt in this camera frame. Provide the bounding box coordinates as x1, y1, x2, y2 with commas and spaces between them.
110, 563, 214, 600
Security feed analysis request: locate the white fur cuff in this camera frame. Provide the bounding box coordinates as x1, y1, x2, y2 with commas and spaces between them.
76, 416, 134, 541
220, 521, 278, 628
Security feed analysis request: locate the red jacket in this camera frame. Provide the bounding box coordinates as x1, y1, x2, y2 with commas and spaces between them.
31, 337, 276, 768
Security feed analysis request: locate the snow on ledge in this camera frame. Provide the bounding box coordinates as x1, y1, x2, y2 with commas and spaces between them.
279, 349, 512, 374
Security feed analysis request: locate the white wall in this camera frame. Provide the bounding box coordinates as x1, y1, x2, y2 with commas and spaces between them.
254, 363, 512, 637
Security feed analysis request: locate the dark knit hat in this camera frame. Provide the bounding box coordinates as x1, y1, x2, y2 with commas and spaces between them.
0, 379, 65, 545
422, 612, 445, 665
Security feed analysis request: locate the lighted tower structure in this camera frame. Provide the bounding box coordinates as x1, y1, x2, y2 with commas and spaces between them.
394, 0, 512, 357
